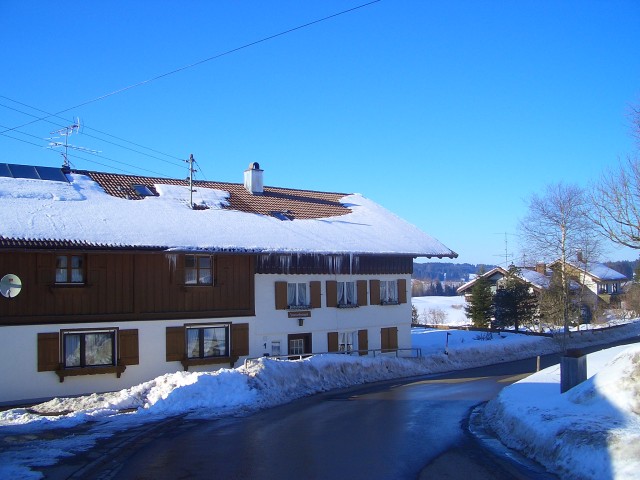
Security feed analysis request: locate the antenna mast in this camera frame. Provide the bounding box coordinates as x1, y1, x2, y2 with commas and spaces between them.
47, 118, 99, 169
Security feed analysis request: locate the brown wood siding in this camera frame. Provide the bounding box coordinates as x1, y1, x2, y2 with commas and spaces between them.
327, 332, 339, 352
37, 332, 60, 371
398, 279, 407, 304
310, 281, 321, 308
166, 326, 185, 361
231, 323, 249, 357
275, 281, 287, 310
357, 280, 368, 306
0, 251, 254, 326
119, 329, 139, 365
326, 281, 337, 308
256, 254, 414, 275
358, 329, 368, 355
369, 280, 381, 305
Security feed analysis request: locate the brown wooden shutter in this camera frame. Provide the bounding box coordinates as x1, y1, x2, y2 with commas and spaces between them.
37, 332, 59, 372
166, 326, 185, 362
326, 280, 337, 307
327, 332, 339, 352
381, 327, 398, 352
370, 280, 380, 305
358, 329, 368, 356
310, 281, 321, 308
357, 280, 368, 306
119, 329, 139, 365
398, 279, 407, 304
275, 281, 288, 310
231, 323, 249, 357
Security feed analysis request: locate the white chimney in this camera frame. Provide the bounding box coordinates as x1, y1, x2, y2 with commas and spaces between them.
244, 162, 263, 195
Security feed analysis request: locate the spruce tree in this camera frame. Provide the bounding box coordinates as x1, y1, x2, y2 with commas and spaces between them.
465, 275, 493, 328
493, 270, 537, 332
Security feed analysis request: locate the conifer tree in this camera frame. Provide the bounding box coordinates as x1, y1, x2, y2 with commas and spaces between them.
493, 269, 537, 331
465, 275, 493, 328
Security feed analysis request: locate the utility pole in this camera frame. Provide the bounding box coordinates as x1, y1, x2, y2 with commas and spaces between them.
185, 153, 197, 209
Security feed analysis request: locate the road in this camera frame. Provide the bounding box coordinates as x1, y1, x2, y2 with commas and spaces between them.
44, 338, 638, 480
46, 355, 563, 480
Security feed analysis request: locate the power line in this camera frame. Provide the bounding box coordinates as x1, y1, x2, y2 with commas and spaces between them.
0, 1, 381, 135
0, 99, 185, 167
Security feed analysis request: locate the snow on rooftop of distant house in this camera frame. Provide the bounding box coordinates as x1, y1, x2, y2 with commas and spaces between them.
516, 268, 551, 289
0, 172, 456, 257
576, 262, 628, 281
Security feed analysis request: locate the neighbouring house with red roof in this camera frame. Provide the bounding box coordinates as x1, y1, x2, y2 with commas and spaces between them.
0, 162, 456, 405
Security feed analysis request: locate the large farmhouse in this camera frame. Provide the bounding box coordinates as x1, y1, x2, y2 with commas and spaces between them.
0, 162, 456, 405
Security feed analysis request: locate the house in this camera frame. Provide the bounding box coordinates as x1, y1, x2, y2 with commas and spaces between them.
456, 264, 550, 298
0, 162, 456, 405
548, 259, 627, 308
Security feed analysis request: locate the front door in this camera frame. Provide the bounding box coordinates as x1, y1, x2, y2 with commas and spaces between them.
288, 333, 312, 357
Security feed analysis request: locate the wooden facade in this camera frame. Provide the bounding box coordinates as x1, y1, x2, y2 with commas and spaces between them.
0, 250, 255, 326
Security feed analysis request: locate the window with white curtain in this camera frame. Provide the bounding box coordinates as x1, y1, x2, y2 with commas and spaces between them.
55, 255, 85, 284
380, 280, 399, 304
337, 281, 357, 307
287, 282, 309, 308
338, 331, 357, 353
63, 330, 116, 368
186, 324, 229, 358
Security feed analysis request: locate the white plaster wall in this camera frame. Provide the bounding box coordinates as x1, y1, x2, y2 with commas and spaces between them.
252, 273, 412, 355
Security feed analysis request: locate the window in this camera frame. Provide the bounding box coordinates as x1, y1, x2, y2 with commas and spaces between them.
186, 325, 229, 359
380, 280, 398, 304
289, 338, 304, 355
337, 281, 357, 307
55, 255, 84, 284
132, 184, 155, 197
63, 330, 116, 368
185, 255, 213, 285
287, 282, 309, 309
271, 341, 281, 356
338, 331, 357, 352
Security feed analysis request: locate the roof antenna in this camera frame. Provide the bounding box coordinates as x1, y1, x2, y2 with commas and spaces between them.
47, 118, 99, 171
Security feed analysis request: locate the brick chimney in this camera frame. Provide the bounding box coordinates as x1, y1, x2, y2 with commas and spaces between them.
536, 263, 546, 274
244, 162, 263, 195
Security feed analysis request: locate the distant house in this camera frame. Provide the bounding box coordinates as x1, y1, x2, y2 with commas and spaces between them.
549, 259, 627, 308
456, 264, 549, 298
0, 162, 456, 405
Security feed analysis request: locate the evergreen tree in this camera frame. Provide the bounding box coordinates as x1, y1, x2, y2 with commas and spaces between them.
465, 275, 493, 328
493, 269, 537, 331
411, 304, 420, 324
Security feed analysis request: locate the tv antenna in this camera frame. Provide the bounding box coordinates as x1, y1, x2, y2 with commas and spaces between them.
493, 232, 515, 267
47, 118, 100, 169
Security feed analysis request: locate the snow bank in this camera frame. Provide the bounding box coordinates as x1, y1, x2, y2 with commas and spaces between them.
484, 344, 640, 480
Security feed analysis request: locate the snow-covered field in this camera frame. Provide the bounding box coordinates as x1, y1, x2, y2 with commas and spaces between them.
412, 295, 469, 326
1, 321, 639, 480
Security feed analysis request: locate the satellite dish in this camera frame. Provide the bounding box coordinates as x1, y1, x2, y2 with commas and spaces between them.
0, 274, 22, 298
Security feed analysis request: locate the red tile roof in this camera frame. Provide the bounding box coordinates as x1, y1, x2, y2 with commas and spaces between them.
82, 171, 351, 220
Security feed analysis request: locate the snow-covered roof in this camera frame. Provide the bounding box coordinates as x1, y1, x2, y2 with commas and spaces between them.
0, 166, 457, 258
552, 260, 628, 282
516, 268, 551, 290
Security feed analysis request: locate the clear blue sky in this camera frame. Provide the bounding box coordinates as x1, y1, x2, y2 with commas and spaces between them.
2, 1, 639, 265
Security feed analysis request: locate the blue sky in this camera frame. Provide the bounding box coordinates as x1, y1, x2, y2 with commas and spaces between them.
1, 1, 639, 265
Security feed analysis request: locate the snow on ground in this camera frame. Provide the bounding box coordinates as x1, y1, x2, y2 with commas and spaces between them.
484, 343, 640, 480
412, 295, 469, 326
1, 321, 639, 480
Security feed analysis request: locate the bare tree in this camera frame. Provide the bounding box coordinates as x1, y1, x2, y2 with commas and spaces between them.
590, 156, 640, 249
519, 183, 600, 347
590, 105, 640, 249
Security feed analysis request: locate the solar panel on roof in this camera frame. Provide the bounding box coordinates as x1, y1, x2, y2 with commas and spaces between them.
0, 163, 69, 182
35, 166, 69, 182
8, 164, 39, 179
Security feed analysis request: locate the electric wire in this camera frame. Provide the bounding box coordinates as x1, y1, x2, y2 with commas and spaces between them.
0, 1, 381, 136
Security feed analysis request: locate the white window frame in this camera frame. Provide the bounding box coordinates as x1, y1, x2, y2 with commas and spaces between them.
380, 280, 399, 305
337, 281, 358, 308
287, 282, 310, 309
